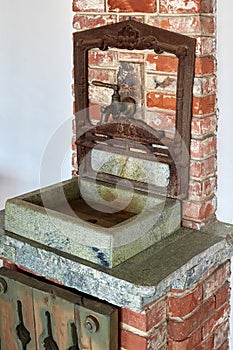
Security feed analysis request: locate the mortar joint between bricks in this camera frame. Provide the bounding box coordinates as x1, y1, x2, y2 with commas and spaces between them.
120, 318, 167, 337
168, 282, 202, 299
168, 301, 214, 323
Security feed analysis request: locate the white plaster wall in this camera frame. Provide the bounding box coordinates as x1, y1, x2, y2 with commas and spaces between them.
216, 1, 233, 348
0, 0, 73, 209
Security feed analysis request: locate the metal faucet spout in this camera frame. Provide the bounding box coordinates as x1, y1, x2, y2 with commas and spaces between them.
92, 80, 136, 124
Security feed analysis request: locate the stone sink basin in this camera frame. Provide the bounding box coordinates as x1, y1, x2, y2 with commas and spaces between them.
4, 178, 181, 268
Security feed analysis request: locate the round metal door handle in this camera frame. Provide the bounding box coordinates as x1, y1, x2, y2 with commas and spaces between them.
85, 315, 100, 334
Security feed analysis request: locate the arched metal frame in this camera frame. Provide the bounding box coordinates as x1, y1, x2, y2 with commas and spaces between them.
73, 20, 196, 199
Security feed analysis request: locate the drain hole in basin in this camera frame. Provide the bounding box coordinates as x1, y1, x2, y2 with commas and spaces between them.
87, 218, 98, 224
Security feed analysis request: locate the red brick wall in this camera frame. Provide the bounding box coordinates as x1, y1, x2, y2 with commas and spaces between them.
72, 0, 217, 229
120, 261, 230, 350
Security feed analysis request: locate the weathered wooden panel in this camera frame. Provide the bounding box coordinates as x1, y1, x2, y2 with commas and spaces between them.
76, 304, 118, 350
0, 274, 36, 350
0, 268, 118, 350
33, 288, 76, 349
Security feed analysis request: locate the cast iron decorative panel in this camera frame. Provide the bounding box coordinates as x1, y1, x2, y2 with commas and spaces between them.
73, 19, 196, 199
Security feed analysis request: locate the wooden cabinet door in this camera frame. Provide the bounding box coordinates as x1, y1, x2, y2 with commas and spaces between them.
0, 268, 118, 350
0, 273, 36, 350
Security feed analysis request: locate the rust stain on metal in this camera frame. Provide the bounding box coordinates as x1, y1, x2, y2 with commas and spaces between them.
73, 19, 196, 199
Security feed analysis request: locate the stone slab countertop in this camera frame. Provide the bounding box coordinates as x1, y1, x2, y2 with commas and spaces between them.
0, 210, 233, 311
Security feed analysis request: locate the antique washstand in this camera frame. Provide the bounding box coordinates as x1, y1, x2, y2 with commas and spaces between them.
4, 20, 195, 268
1, 20, 233, 349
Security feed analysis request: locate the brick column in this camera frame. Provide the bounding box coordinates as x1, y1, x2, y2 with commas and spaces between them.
120, 261, 230, 350
72, 0, 217, 230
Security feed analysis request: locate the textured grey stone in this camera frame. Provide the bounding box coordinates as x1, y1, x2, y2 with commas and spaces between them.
92, 149, 170, 187
1, 210, 233, 311
4, 178, 180, 268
